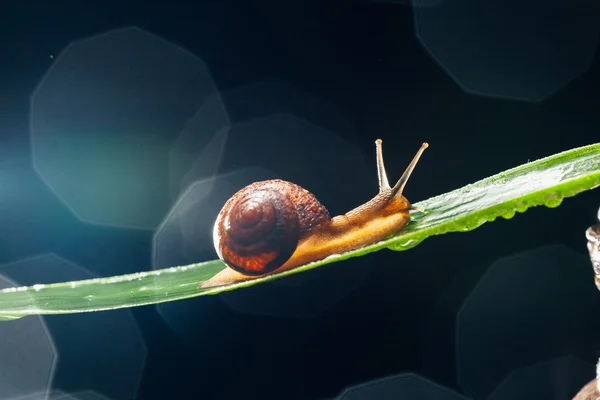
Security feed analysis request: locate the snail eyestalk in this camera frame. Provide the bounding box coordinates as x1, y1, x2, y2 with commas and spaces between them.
391, 142, 429, 198
375, 139, 390, 191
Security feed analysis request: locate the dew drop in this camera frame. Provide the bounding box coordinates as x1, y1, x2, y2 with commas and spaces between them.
544, 194, 564, 208
514, 202, 528, 213
389, 238, 423, 251
459, 218, 487, 232
501, 209, 516, 219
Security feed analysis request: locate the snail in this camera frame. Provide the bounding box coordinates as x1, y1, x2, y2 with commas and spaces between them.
199, 139, 428, 289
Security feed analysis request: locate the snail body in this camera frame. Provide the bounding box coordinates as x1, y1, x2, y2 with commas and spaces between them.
200, 139, 428, 288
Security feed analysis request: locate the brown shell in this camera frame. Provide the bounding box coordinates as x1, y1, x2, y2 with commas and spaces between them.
213, 179, 330, 275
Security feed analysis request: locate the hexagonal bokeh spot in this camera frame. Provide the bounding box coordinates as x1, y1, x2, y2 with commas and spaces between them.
456, 245, 600, 400
488, 355, 593, 400
0, 276, 55, 400
415, 0, 600, 101
0, 254, 147, 400
30, 26, 228, 229
337, 373, 469, 399
156, 113, 373, 320
171, 79, 357, 197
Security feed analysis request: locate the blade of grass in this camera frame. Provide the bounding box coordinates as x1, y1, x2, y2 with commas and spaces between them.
0, 143, 599, 319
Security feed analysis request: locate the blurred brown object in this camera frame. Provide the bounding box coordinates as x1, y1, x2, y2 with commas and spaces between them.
573, 378, 599, 400
586, 207, 600, 291
575, 209, 600, 399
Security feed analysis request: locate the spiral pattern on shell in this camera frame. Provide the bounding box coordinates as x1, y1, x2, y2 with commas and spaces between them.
213, 179, 330, 275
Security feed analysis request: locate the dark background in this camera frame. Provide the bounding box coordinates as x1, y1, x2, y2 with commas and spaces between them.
1, 0, 599, 399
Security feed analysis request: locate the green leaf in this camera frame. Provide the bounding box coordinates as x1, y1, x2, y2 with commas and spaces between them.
0, 143, 599, 320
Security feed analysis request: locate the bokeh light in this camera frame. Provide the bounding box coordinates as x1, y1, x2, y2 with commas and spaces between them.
456, 245, 600, 399
30, 26, 228, 229
0, 254, 147, 400
337, 373, 469, 399
0, 276, 55, 400
414, 0, 600, 101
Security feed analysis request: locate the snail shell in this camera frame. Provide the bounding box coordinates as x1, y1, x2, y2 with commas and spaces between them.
213, 179, 330, 275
